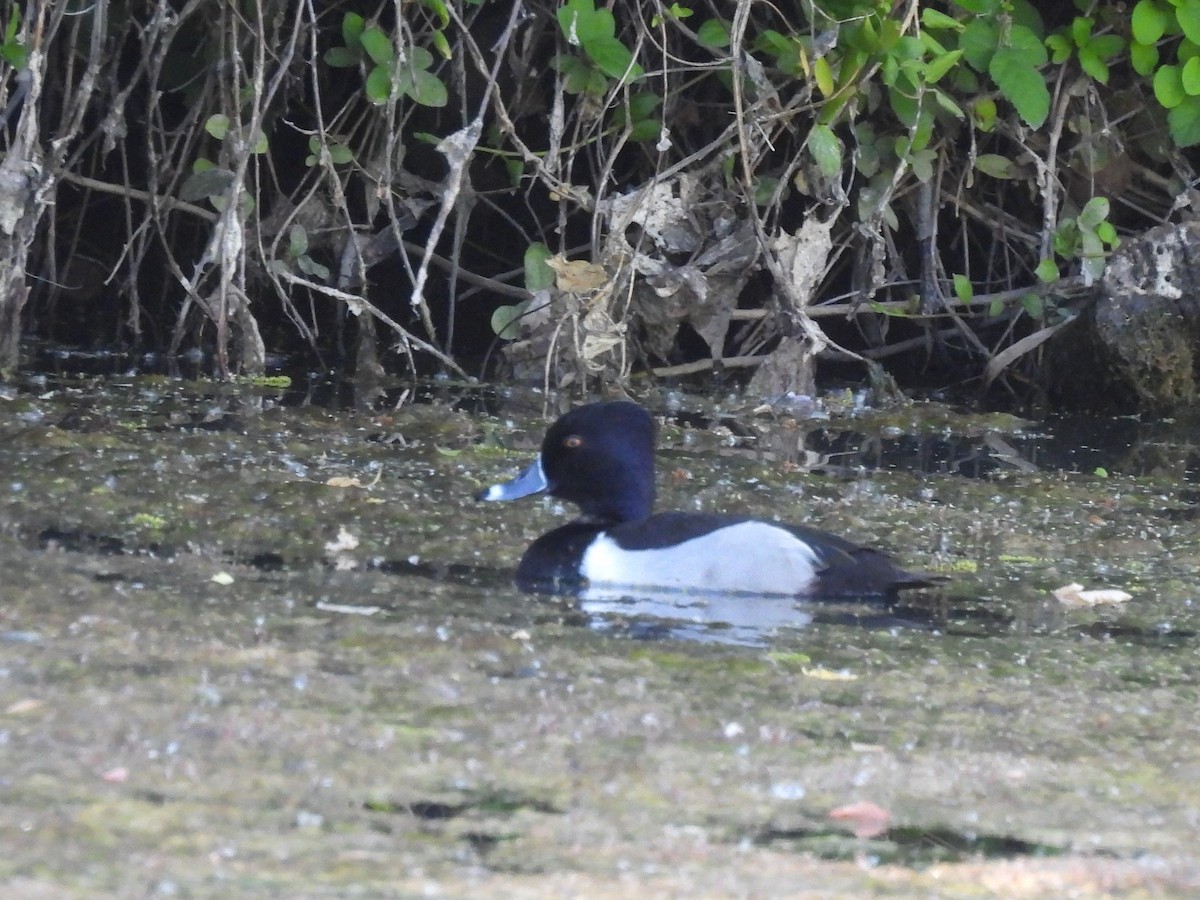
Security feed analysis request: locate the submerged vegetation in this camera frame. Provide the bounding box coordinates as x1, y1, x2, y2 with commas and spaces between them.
0, 1, 1198, 404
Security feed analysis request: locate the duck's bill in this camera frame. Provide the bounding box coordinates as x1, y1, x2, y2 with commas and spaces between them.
477, 456, 549, 502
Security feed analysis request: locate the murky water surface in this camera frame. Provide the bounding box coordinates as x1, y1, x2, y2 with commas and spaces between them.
1, 374, 1198, 896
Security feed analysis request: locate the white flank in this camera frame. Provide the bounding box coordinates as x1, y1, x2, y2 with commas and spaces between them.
580, 520, 819, 595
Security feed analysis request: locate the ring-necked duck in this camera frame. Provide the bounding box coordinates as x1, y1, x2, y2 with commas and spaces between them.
478, 401, 935, 598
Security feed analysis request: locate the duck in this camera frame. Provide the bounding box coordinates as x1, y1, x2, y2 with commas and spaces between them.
477, 401, 936, 598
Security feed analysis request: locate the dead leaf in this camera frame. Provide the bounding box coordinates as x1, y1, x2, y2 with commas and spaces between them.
5, 698, 43, 716
828, 800, 891, 838
545, 256, 609, 293
772, 218, 834, 306
579, 304, 626, 370
315, 601, 381, 616
985, 316, 1076, 386
801, 666, 857, 681
1053, 582, 1132, 607
325, 469, 383, 489
324, 527, 360, 554
603, 180, 700, 254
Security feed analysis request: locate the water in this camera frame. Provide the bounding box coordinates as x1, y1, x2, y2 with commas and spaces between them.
0, 372, 1198, 894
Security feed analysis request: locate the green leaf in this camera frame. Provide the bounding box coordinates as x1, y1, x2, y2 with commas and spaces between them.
990, 48, 1050, 127
1184, 56, 1200, 95
296, 255, 331, 280
1007, 24, 1048, 65
4, 6, 19, 42
807, 124, 843, 178
932, 88, 964, 118
1034, 260, 1059, 283
1131, 41, 1159, 77
558, 0, 615, 44
909, 146, 936, 182
951, 0, 1001, 12
1009, 0, 1046, 34
192, 157, 214, 174
889, 81, 920, 127
360, 27, 394, 67
558, 55, 593, 94
288, 225, 308, 258
628, 92, 660, 120
1155, 64, 1185, 108
960, 20, 997, 72
988, 298, 1005, 317
0, 40, 26, 69
697, 18, 730, 47
851, 122, 881, 177
972, 96, 997, 131
628, 118, 660, 141
324, 46, 359, 68
1071, 17, 1093, 49
1168, 95, 1200, 145
1021, 293, 1045, 317
405, 69, 448, 107
923, 48, 963, 83
329, 144, 354, 165
757, 30, 791, 56
204, 114, 230, 140
252, 130, 269, 154
1181, 0, 1200, 45
342, 12, 365, 48
1078, 197, 1110, 229
556, 0, 584, 42
1045, 33, 1072, 65
753, 175, 780, 206
179, 167, 235, 202
585, 65, 609, 96
1052, 219, 1078, 259
409, 46, 435, 70
581, 6, 617, 43
1132, 0, 1169, 45
1078, 47, 1109, 85
584, 36, 642, 81
366, 65, 392, 105
1080, 228, 1104, 259
975, 153, 1016, 178
524, 243, 555, 291
491, 302, 529, 340
1089, 35, 1125, 62
431, 29, 451, 60
921, 9, 962, 30
952, 273, 973, 303
813, 56, 835, 96
421, 0, 451, 28
505, 157, 524, 187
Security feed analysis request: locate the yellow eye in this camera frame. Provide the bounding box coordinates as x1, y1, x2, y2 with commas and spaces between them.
563, 434, 583, 449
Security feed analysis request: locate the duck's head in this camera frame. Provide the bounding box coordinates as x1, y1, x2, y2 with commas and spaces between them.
478, 401, 656, 523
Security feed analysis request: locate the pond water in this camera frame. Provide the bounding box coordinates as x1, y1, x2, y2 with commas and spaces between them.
0, 371, 1198, 895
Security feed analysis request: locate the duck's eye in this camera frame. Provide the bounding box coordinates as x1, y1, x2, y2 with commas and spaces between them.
563, 434, 583, 449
